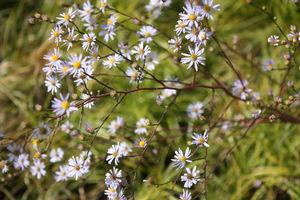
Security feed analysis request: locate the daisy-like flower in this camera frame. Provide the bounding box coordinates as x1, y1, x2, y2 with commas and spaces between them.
171, 147, 192, 169
125, 67, 144, 84
13, 153, 30, 171
32, 122, 52, 140
44, 76, 61, 94
104, 185, 118, 199
232, 79, 252, 100
7, 143, 24, 162
131, 42, 151, 61
199, 0, 220, 20
81, 32, 96, 51
57, 62, 71, 77
181, 166, 200, 188
192, 130, 209, 147
134, 118, 150, 135
119, 142, 132, 156
187, 102, 204, 120
179, 2, 200, 27
179, 189, 192, 200
63, 28, 78, 50
55, 165, 69, 182
145, 52, 159, 71
52, 93, 78, 117
105, 167, 123, 187
57, 7, 76, 27
79, 0, 94, 22
268, 35, 280, 46
197, 28, 213, 46
181, 45, 205, 71
108, 116, 125, 134
68, 53, 89, 77
106, 143, 122, 165
105, 14, 118, 30
97, 0, 108, 13
138, 26, 157, 43
50, 148, 64, 163
88, 46, 100, 61
185, 23, 201, 43
100, 26, 116, 42
175, 20, 188, 35
61, 120, 74, 134
74, 64, 93, 86
43, 48, 62, 68
134, 137, 147, 148
168, 36, 182, 52
67, 156, 89, 180
103, 54, 123, 69
262, 59, 275, 72
30, 159, 46, 179
49, 26, 63, 44
119, 43, 131, 60
81, 93, 94, 109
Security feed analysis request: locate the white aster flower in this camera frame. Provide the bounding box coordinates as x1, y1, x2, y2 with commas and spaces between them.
105, 167, 123, 187
7, 143, 24, 162
67, 156, 89, 180
98, 0, 108, 13
175, 20, 188, 35
262, 59, 275, 72
181, 45, 205, 71
108, 116, 125, 134
50, 148, 64, 163
56, 7, 76, 27
134, 137, 147, 148
32, 122, 52, 140
187, 102, 204, 120
145, 52, 159, 71
44, 76, 61, 94
138, 26, 157, 43
81, 93, 94, 109
199, 0, 220, 20
119, 142, 132, 156
268, 35, 280, 46
181, 166, 200, 188
49, 26, 63, 44
131, 42, 151, 61
168, 36, 182, 52
52, 93, 78, 117
134, 118, 150, 135
43, 48, 62, 68
55, 165, 69, 182
106, 143, 122, 165
179, 2, 200, 27
14, 153, 30, 171
103, 54, 123, 69
30, 159, 46, 179
79, 0, 94, 22
179, 189, 192, 200
171, 147, 192, 169
81, 32, 96, 51
63, 28, 78, 50
192, 130, 209, 147
68, 53, 89, 77
125, 67, 144, 84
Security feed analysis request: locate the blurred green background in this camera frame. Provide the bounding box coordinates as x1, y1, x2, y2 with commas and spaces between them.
0, 0, 300, 199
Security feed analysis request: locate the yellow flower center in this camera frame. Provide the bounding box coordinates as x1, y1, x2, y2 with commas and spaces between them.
144, 32, 151, 38
72, 61, 81, 69
51, 54, 59, 62
33, 152, 41, 159
191, 54, 198, 61
112, 152, 119, 157
32, 139, 39, 146
204, 5, 212, 12
53, 31, 59, 37
179, 156, 186, 162
188, 14, 196, 21
107, 18, 113, 25
198, 137, 205, 144
75, 165, 81, 171
61, 101, 70, 110
139, 140, 145, 147
109, 57, 116, 64
64, 14, 70, 21
62, 65, 69, 73
86, 37, 93, 43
